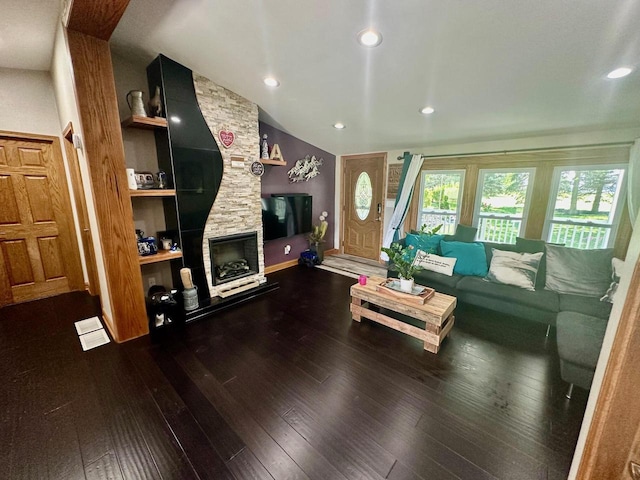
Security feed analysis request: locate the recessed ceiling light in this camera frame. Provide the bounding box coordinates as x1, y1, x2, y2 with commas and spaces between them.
333, 123, 346, 129
607, 67, 633, 79
357, 29, 382, 47
263, 77, 280, 87
420, 106, 435, 115
170, 116, 181, 123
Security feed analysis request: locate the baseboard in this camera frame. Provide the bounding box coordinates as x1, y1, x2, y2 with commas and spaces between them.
101, 308, 117, 342
265, 259, 299, 274
324, 248, 339, 256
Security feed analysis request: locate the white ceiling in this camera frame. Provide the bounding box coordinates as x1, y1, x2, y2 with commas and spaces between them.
4, 1, 640, 154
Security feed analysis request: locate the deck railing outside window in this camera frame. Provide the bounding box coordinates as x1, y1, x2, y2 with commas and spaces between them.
418, 212, 457, 235
548, 221, 610, 249
476, 215, 522, 243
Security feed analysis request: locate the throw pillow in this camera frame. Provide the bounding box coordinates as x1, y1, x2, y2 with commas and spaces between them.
441, 240, 488, 276
600, 257, 624, 303
405, 233, 444, 256
413, 250, 457, 276
483, 241, 518, 265
443, 224, 478, 243
545, 245, 613, 297
515, 237, 547, 290
485, 249, 543, 291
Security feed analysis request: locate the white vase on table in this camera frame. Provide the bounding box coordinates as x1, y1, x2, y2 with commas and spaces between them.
399, 277, 414, 293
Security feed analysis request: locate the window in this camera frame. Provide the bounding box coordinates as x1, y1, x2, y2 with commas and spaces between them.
544, 165, 626, 249
417, 170, 465, 235
473, 168, 535, 243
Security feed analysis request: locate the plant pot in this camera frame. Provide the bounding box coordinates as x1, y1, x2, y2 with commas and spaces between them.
399, 277, 414, 293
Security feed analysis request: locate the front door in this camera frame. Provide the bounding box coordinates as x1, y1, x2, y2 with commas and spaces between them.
0, 131, 84, 307
342, 153, 386, 260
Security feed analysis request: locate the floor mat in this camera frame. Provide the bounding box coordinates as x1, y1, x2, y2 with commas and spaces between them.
318, 253, 387, 279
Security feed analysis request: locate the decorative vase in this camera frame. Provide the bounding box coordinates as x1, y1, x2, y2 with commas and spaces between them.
148, 86, 163, 117
126, 90, 147, 117
399, 277, 414, 293
310, 242, 324, 263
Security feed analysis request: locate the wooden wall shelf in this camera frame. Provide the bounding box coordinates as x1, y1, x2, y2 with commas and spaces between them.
121, 115, 167, 129
138, 250, 182, 265
261, 159, 287, 166
129, 189, 176, 197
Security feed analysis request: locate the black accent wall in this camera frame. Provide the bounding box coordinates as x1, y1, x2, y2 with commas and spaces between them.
147, 54, 223, 300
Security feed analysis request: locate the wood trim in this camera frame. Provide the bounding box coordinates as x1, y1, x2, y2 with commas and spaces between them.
459, 164, 478, 226
524, 163, 554, 239
614, 203, 632, 260
264, 259, 299, 274
324, 248, 339, 256
66, 0, 131, 41
67, 29, 147, 342
63, 122, 100, 296
577, 253, 640, 478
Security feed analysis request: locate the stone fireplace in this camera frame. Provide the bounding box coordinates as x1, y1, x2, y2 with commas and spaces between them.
194, 74, 266, 297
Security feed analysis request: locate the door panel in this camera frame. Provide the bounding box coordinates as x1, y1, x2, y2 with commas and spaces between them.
0, 132, 83, 306
342, 153, 386, 260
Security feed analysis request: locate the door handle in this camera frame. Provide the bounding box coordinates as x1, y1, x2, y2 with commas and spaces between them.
376, 203, 382, 222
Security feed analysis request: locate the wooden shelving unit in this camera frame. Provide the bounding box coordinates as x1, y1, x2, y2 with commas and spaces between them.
121, 115, 167, 130
129, 189, 176, 197
261, 158, 287, 166
138, 250, 183, 265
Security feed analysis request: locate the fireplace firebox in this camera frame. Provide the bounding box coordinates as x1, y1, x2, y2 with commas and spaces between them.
209, 232, 259, 286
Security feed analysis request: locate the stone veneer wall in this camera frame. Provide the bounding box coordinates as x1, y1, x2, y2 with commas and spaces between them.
193, 74, 265, 297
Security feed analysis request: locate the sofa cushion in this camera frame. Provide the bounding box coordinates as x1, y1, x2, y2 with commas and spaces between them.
405, 233, 444, 258
600, 257, 624, 304
443, 224, 478, 243
441, 241, 488, 276
545, 245, 613, 297
559, 294, 612, 319
412, 269, 463, 289
486, 250, 543, 291
413, 251, 456, 276
515, 237, 547, 289
483, 241, 518, 265
556, 312, 608, 368
457, 276, 560, 312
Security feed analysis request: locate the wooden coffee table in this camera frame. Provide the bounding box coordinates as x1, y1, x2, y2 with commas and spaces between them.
350, 276, 457, 353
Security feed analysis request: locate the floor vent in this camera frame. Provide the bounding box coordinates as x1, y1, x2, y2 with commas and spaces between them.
74, 316, 110, 351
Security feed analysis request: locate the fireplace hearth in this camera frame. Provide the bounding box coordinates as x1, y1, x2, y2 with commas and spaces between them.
209, 232, 259, 286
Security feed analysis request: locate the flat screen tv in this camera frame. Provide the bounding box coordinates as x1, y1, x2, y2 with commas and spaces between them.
262, 195, 312, 241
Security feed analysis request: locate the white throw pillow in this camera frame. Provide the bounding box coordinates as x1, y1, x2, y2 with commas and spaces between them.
485, 249, 543, 291
413, 250, 457, 276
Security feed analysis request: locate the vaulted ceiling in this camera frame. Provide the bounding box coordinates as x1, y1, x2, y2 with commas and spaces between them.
3, 0, 640, 154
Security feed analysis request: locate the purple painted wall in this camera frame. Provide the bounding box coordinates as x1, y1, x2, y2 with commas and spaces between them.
259, 122, 336, 267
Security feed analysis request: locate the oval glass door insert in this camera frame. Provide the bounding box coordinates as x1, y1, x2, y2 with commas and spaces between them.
355, 172, 373, 220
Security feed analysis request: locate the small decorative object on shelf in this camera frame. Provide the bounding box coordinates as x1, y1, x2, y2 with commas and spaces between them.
156, 171, 167, 189
148, 86, 163, 117
269, 143, 284, 162
261, 134, 269, 159
126, 168, 137, 190
288, 155, 323, 182
135, 171, 155, 189
218, 128, 235, 148
250, 161, 265, 176
126, 90, 147, 117
136, 230, 158, 256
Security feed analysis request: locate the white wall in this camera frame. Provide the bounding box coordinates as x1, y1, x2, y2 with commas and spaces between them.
50, 23, 113, 324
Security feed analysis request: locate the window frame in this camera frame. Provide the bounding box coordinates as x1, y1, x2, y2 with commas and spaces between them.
542, 163, 627, 249
416, 169, 466, 234
472, 167, 536, 243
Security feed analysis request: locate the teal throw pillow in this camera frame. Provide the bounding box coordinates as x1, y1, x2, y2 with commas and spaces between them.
404, 233, 444, 259
441, 240, 488, 276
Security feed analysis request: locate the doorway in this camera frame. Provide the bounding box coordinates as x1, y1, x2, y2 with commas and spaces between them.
0, 131, 84, 307
341, 153, 386, 260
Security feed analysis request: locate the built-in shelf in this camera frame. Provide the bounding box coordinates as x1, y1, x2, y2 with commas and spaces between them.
130, 189, 176, 197
138, 250, 183, 265
121, 115, 168, 130
261, 158, 287, 166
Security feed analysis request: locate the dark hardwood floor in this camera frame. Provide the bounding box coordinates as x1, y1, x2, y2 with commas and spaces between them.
0, 267, 588, 479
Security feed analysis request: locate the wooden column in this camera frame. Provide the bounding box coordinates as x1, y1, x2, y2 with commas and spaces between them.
524, 162, 554, 239
66, 29, 147, 341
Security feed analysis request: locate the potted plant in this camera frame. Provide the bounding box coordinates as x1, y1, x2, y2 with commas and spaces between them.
381, 242, 422, 292
308, 211, 329, 263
